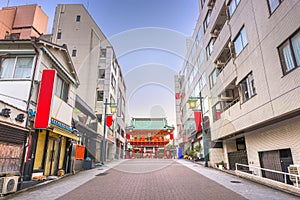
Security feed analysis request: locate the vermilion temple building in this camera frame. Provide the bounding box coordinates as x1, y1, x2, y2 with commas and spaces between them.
126, 118, 174, 158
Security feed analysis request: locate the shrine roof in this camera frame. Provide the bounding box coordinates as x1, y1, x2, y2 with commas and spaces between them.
127, 117, 174, 131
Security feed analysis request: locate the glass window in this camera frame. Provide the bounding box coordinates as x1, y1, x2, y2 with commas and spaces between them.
209, 68, 219, 89
72, 49, 77, 57
201, 0, 206, 8
228, 0, 241, 17
57, 32, 61, 39
206, 38, 216, 57
279, 30, 300, 74
268, 0, 282, 14
76, 15, 81, 22
196, 28, 202, 46
98, 69, 105, 79
97, 91, 104, 101
203, 10, 211, 32
0, 57, 33, 79
239, 72, 256, 103
212, 102, 222, 122
100, 49, 106, 58
55, 75, 69, 102
234, 26, 248, 56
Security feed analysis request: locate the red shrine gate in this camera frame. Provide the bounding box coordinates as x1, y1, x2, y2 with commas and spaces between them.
125, 118, 174, 159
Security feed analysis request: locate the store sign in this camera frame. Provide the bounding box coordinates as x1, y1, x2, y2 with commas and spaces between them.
50, 118, 73, 132
34, 69, 56, 129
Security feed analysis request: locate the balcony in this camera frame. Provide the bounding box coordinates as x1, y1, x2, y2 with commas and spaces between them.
210, 2, 227, 36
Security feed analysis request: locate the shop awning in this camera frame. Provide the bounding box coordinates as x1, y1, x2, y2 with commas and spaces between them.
52, 128, 80, 141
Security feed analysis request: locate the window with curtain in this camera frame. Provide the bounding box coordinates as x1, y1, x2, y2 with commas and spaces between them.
234, 26, 248, 56
279, 30, 300, 74
0, 57, 34, 79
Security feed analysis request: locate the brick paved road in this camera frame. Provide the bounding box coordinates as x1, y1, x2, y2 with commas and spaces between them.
7, 159, 299, 200
57, 159, 245, 200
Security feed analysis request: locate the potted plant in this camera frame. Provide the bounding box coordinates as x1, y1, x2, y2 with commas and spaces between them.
218, 161, 225, 170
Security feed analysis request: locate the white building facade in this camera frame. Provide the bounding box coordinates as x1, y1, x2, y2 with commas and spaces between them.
176, 0, 300, 182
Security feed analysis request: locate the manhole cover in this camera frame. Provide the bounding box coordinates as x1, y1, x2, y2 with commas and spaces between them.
96, 172, 108, 176
230, 180, 241, 183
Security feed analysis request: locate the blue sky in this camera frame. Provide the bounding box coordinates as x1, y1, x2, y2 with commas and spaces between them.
0, 0, 199, 127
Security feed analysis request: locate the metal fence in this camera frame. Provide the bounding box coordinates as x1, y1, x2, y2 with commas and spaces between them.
235, 163, 300, 187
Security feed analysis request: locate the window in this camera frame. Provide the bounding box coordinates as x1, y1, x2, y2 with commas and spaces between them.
0, 57, 34, 79
209, 68, 219, 88
196, 28, 202, 46
96, 114, 102, 123
228, 0, 241, 17
57, 32, 61, 39
233, 26, 248, 56
239, 72, 256, 103
267, 0, 283, 14
97, 91, 104, 101
212, 102, 222, 122
201, 0, 206, 8
206, 38, 216, 57
278, 30, 300, 74
55, 75, 69, 102
76, 15, 81, 22
111, 74, 116, 90
203, 10, 211, 33
98, 69, 105, 79
100, 49, 106, 58
72, 49, 77, 57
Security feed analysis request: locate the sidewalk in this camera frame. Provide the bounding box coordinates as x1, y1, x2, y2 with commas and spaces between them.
3, 159, 126, 200
177, 159, 300, 200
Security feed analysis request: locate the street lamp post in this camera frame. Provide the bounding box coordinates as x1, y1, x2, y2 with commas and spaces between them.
188, 91, 208, 167
101, 98, 117, 164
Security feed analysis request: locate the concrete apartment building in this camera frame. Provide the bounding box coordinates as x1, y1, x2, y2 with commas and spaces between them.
0, 4, 48, 40
176, 0, 300, 182
52, 4, 126, 162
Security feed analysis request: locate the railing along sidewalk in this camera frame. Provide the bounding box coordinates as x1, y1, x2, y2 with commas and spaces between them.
235, 163, 300, 187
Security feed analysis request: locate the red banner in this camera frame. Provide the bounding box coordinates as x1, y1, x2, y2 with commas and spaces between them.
106, 115, 113, 127
126, 134, 130, 140
170, 133, 173, 140
34, 69, 56, 129
194, 111, 202, 132
75, 145, 85, 160
175, 93, 180, 99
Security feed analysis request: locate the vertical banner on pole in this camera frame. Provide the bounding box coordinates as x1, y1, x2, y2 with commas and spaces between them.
193, 111, 202, 131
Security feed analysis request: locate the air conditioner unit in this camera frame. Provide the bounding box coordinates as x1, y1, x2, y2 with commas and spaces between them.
0, 176, 19, 195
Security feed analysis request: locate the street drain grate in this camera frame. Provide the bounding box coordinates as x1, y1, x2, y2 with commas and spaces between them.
96, 172, 108, 176
230, 180, 241, 183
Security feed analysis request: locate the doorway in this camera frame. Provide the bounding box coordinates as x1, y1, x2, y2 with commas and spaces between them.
259, 148, 293, 184
44, 138, 60, 176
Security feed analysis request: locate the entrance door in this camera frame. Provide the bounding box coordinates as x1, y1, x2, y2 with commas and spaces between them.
259, 149, 293, 183
44, 138, 59, 176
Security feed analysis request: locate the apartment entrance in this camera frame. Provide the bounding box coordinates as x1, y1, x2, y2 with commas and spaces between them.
228, 137, 248, 170
259, 148, 293, 184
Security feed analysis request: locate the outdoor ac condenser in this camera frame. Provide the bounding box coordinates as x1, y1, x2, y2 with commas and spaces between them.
0, 176, 19, 195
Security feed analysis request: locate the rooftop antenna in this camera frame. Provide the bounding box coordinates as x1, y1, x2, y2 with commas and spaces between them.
7, 0, 10, 7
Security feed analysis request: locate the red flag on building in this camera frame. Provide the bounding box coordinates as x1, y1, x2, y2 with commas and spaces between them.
126, 133, 131, 140
175, 93, 180, 99
106, 115, 113, 127
170, 133, 173, 140
194, 111, 202, 132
